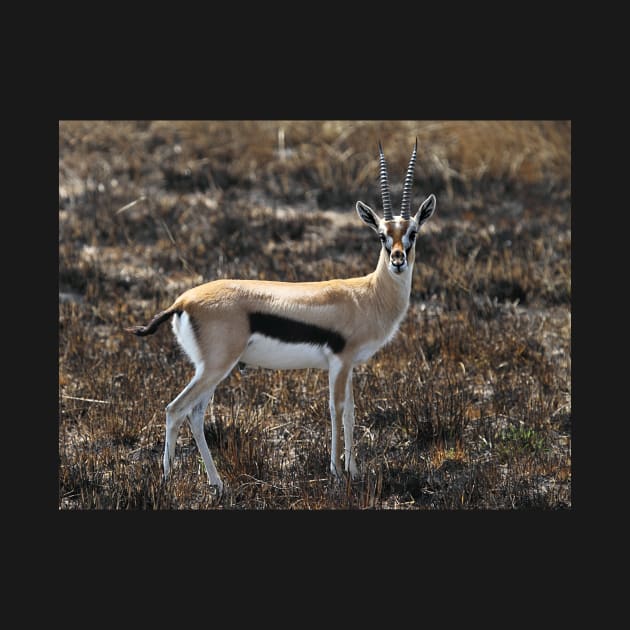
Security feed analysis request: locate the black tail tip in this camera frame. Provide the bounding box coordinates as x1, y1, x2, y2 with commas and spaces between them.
125, 308, 179, 337
125, 326, 147, 336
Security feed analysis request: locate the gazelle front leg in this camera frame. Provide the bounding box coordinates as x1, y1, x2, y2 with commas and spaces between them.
343, 368, 359, 479
328, 357, 352, 480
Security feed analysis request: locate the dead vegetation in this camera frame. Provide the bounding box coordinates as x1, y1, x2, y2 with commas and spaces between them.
59, 120, 571, 509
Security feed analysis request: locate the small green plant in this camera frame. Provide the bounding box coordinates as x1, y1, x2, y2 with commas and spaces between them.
496, 423, 547, 459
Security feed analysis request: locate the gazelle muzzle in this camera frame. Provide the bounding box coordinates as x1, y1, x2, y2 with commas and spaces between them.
390, 247, 406, 272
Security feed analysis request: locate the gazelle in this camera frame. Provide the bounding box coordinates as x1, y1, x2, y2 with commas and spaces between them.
126, 140, 436, 494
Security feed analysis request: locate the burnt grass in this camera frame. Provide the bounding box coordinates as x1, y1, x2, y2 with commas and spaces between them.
59, 121, 571, 509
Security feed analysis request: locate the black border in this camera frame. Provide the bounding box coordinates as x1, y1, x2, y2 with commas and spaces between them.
52, 70, 576, 587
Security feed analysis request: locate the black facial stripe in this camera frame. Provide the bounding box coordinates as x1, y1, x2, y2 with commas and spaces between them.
404, 231, 417, 256
248, 312, 346, 354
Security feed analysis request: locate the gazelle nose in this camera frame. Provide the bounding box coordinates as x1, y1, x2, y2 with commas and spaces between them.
391, 250, 405, 264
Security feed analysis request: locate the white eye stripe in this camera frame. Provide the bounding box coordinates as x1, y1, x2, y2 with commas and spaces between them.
379, 233, 393, 249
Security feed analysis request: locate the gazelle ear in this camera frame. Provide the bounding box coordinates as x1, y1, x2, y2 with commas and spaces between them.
356, 201, 380, 232
414, 194, 436, 228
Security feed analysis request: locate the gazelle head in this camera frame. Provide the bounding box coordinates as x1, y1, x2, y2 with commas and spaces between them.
356, 140, 436, 276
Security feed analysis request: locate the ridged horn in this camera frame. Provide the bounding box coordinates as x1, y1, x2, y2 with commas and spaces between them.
378, 141, 393, 221
400, 138, 417, 220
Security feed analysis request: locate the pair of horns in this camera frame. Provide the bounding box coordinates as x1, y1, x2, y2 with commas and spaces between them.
378, 138, 417, 221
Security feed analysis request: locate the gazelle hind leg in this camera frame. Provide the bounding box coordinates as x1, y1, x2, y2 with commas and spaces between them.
164, 408, 186, 480
163, 373, 222, 488
188, 390, 223, 493
164, 375, 203, 479
166, 310, 248, 491
343, 369, 359, 479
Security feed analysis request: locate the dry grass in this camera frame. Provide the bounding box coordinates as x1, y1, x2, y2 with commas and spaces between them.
59, 120, 571, 509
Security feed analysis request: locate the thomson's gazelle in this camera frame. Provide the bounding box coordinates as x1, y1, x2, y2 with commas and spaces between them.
127, 141, 436, 494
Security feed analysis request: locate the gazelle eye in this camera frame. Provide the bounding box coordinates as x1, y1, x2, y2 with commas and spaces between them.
379, 234, 386, 243
409, 231, 417, 242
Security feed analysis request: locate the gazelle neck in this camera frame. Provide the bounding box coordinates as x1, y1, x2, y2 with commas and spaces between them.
371, 247, 414, 313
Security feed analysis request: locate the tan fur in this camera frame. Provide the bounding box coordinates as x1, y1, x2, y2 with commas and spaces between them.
168, 242, 413, 367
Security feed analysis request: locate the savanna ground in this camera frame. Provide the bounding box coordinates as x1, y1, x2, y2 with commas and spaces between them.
58, 120, 571, 509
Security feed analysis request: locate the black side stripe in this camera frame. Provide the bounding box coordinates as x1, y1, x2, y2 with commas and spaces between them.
248, 312, 346, 354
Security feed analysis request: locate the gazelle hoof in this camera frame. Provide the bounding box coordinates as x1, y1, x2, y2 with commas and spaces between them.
347, 462, 360, 480
209, 479, 224, 498
330, 462, 344, 481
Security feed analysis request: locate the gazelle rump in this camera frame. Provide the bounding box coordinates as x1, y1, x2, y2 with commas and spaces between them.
126, 141, 436, 494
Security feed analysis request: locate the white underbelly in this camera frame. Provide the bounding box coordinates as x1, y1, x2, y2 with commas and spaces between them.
240, 333, 330, 370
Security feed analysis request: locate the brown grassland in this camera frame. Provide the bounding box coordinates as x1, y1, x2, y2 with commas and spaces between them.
58, 120, 571, 509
